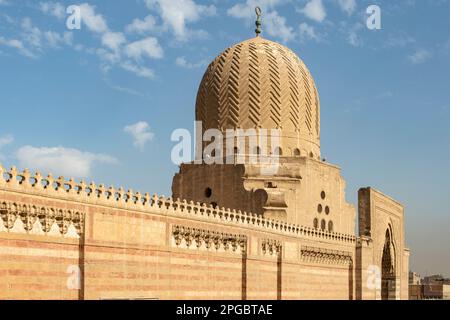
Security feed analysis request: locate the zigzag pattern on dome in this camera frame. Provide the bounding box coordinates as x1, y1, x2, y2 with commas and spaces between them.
0, 164, 356, 243
195, 37, 320, 136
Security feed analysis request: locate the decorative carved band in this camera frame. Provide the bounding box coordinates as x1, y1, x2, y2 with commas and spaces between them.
300, 246, 352, 265
172, 225, 246, 253
0, 200, 83, 238
261, 239, 282, 256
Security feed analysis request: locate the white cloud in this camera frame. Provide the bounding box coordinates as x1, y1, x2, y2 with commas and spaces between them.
343, 22, 364, 47
264, 11, 295, 42
21, 17, 43, 49
145, 0, 216, 40
73, 4, 162, 79
299, 0, 326, 23
96, 47, 121, 65
0, 15, 71, 57
126, 15, 157, 34
101, 32, 126, 51
2, 17, 73, 57
44, 30, 73, 48
124, 121, 154, 150
0, 134, 13, 148
336, 0, 356, 15
348, 31, 362, 47
121, 62, 155, 79
39, 1, 65, 19
408, 49, 432, 64
348, 32, 361, 46
227, 1, 294, 42
228, 0, 283, 19
16, 146, 117, 178
384, 32, 415, 48
79, 3, 109, 34
0, 37, 36, 58
1, 13, 14, 24
299, 22, 320, 42
3, 2, 160, 80
175, 56, 207, 69
125, 37, 164, 60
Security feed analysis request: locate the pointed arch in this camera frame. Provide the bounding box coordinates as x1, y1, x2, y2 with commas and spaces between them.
381, 224, 397, 300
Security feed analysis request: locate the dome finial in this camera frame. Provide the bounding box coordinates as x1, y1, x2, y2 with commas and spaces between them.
255, 7, 262, 37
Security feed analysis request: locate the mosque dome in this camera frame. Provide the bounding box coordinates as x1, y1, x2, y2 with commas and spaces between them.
195, 32, 321, 159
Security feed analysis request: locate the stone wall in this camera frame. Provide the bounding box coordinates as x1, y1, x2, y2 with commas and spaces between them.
0, 165, 358, 300
357, 188, 409, 300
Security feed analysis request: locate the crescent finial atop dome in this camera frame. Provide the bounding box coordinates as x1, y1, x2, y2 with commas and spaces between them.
255, 6, 262, 37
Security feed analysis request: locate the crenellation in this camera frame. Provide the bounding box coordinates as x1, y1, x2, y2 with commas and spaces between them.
1, 166, 358, 245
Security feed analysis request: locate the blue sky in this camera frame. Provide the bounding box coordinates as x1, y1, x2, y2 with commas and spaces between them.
0, 0, 449, 276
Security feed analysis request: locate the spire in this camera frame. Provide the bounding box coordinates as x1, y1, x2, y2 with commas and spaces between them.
255, 6, 262, 37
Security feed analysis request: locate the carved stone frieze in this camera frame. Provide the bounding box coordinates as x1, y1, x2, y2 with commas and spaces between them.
0, 200, 83, 237
300, 246, 352, 265
172, 225, 246, 253
261, 239, 282, 256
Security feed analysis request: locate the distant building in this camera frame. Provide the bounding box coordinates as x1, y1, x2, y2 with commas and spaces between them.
409, 273, 450, 300
409, 272, 421, 285
423, 284, 450, 300
423, 274, 450, 285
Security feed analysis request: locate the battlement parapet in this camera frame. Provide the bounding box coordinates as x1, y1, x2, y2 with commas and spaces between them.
0, 165, 357, 244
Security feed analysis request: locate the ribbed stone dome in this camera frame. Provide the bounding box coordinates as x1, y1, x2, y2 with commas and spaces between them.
195, 36, 321, 158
